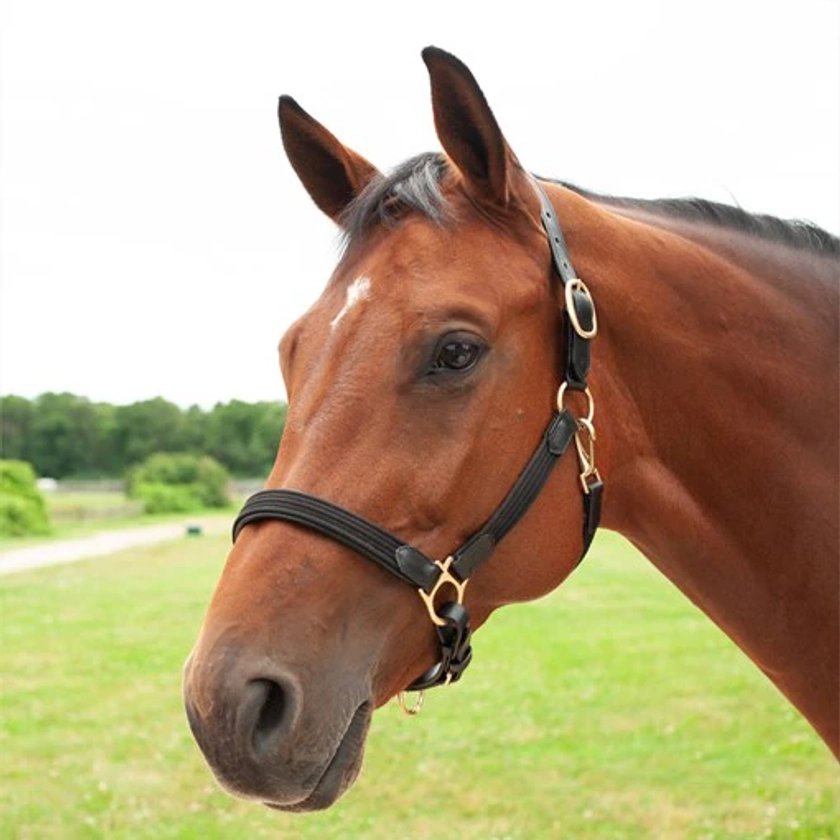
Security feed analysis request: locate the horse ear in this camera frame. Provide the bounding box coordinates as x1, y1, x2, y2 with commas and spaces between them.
278, 95, 380, 223
422, 47, 519, 206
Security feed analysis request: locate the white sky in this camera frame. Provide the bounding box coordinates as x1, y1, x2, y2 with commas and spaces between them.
1, 0, 838, 408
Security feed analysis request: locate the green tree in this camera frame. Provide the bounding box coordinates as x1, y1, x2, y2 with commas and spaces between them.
113, 398, 187, 470
252, 401, 287, 474
0, 392, 287, 479
181, 405, 209, 455
28, 393, 108, 478
0, 395, 34, 462
88, 402, 120, 476
204, 400, 285, 476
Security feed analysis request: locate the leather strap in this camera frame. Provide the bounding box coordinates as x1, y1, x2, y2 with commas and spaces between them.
534, 179, 602, 557
565, 288, 593, 388
450, 408, 577, 579
582, 478, 604, 557
232, 408, 580, 592
233, 489, 439, 591
538, 186, 578, 286
535, 181, 593, 390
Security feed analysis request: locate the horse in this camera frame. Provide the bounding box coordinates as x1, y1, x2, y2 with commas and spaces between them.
183, 46, 839, 811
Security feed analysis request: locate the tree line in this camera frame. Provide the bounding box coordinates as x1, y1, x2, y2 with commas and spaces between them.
0, 393, 287, 479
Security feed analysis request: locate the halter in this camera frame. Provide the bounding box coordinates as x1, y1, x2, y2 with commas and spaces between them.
232, 180, 604, 714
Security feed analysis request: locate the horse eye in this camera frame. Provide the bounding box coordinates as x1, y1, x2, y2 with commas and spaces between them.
432, 336, 484, 373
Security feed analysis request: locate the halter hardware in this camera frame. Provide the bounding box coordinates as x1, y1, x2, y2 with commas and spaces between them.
396, 691, 424, 716
565, 279, 598, 339
556, 382, 595, 424
418, 556, 468, 627
556, 383, 602, 496
231, 179, 604, 716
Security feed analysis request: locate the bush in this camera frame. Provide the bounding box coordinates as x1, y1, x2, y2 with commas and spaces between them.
0, 460, 51, 537
126, 453, 230, 514
132, 483, 203, 514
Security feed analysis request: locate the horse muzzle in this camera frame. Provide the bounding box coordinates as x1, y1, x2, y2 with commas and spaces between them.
182, 644, 372, 811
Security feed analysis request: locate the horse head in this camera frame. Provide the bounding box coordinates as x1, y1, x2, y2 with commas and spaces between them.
183, 47, 600, 811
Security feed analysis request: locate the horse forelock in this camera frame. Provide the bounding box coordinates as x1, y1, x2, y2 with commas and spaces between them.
339, 153, 451, 249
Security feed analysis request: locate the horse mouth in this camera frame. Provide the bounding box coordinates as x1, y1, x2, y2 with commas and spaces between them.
265, 700, 372, 812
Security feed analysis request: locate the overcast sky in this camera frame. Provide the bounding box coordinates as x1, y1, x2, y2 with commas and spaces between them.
2, 0, 838, 408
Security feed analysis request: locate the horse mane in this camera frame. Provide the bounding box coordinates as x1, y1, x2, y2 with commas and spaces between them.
554, 180, 840, 257
340, 151, 839, 257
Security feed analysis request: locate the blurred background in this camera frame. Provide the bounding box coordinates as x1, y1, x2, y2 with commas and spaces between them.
2, 0, 838, 409
1, 3, 838, 837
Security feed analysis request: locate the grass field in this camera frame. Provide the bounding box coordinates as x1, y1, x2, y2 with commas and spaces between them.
1, 530, 836, 839
46, 491, 133, 514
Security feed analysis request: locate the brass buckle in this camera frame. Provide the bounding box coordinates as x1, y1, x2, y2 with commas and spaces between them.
565, 278, 598, 339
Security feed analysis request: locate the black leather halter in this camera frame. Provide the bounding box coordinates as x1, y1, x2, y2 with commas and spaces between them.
232, 181, 604, 694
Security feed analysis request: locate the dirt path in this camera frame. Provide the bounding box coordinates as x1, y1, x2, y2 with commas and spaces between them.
0, 515, 230, 576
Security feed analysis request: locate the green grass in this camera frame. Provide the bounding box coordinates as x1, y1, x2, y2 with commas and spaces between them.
1, 531, 836, 839
46, 491, 131, 513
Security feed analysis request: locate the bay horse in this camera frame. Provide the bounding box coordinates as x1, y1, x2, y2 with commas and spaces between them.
183, 47, 839, 811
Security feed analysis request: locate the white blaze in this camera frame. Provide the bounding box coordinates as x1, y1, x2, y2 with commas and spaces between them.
330, 276, 372, 328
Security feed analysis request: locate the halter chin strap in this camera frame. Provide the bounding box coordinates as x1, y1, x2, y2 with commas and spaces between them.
231, 179, 604, 702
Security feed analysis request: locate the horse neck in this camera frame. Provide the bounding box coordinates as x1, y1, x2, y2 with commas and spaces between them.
562, 190, 839, 754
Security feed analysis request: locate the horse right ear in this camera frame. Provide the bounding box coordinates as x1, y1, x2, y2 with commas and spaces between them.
278, 96, 380, 223
422, 46, 521, 208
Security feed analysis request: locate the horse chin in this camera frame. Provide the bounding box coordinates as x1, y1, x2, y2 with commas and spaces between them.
262, 700, 372, 813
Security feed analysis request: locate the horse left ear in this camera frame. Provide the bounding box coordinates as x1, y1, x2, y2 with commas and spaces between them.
278, 95, 380, 223
422, 46, 520, 207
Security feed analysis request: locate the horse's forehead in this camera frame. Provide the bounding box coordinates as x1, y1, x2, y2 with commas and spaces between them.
353, 219, 454, 276
328, 275, 372, 329
341, 215, 533, 293
300, 213, 542, 349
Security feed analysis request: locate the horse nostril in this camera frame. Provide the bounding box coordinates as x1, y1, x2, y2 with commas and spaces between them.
243, 677, 298, 758
253, 680, 286, 749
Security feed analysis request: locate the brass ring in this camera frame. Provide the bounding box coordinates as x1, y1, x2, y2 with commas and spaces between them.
396, 691, 424, 716
556, 383, 595, 425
